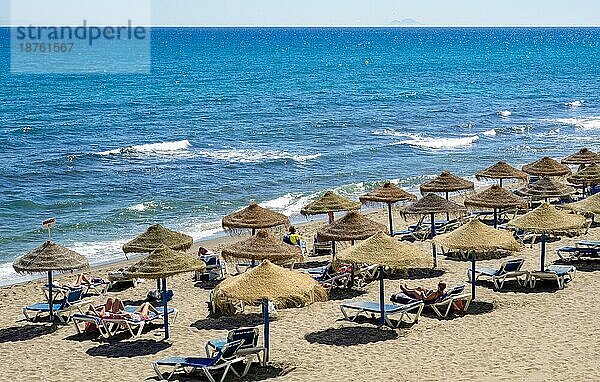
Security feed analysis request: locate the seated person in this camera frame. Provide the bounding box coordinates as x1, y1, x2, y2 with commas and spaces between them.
399, 282, 446, 302
88, 297, 160, 320
283, 226, 305, 248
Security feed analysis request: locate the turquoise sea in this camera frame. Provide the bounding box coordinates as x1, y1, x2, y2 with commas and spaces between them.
1, 27, 599, 284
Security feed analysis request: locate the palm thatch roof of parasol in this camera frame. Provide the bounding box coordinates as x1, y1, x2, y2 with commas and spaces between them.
507, 203, 587, 233
476, 161, 528, 182
221, 229, 302, 263
123, 245, 205, 279
518, 177, 575, 200
336, 231, 431, 269
522, 157, 571, 177
359, 181, 417, 204
316, 211, 387, 242
561, 148, 600, 165
420, 171, 474, 195
300, 191, 361, 216
401, 193, 466, 216
212, 260, 328, 315
433, 219, 520, 252
560, 193, 600, 217
567, 163, 600, 185
464, 185, 527, 210
13, 241, 89, 274
122, 224, 193, 254
222, 202, 289, 231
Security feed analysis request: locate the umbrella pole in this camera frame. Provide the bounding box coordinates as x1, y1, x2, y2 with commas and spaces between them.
387, 203, 394, 236
445, 192, 449, 221
156, 279, 161, 291
500, 178, 503, 188
162, 277, 169, 340
379, 265, 385, 327
430, 213, 437, 269
540, 232, 546, 272
48, 271, 54, 322
493, 208, 498, 229
262, 299, 270, 363
471, 251, 476, 300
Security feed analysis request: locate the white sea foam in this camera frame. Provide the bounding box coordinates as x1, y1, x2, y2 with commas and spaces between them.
199, 149, 321, 164
395, 134, 479, 149
127, 202, 156, 212
483, 129, 497, 137
97, 140, 192, 156
497, 110, 512, 118
565, 100, 584, 108
554, 117, 600, 129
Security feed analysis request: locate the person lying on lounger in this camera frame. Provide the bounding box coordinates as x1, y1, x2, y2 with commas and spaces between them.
88, 297, 160, 320
399, 282, 446, 302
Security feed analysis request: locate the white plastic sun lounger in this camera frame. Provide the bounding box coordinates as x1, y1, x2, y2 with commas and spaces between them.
340, 300, 424, 328
528, 265, 576, 289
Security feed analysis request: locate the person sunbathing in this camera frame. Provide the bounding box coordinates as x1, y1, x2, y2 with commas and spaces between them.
88, 297, 160, 320
400, 282, 447, 302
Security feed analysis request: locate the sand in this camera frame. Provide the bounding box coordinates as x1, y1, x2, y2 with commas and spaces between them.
1, 206, 599, 382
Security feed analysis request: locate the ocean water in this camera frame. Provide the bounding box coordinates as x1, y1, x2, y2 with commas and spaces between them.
1, 27, 600, 284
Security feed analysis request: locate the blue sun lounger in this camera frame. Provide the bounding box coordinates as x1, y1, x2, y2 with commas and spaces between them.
152, 340, 245, 381
392, 285, 472, 318
340, 300, 424, 328
528, 265, 576, 289
556, 244, 600, 261
205, 327, 265, 377
23, 287, 90, 323
467, 258, 527, 289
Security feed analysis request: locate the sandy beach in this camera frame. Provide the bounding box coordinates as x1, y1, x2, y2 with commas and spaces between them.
1, 205, 599, 382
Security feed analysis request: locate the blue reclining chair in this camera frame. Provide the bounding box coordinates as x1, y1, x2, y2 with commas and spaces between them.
340, 300, 424, 328
152, 340, 245, 381
467, 258, 527, 289
23, 287, 88, 323
205, 327, 265, 376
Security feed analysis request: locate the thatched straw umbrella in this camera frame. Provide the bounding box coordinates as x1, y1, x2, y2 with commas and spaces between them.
213, 260, 328, 361
337, 231, 430, 326
401, 193, 467, 267
567, 163, 600, 197
518, 177, 575, 202
522, 157, 571, 177
123, 224, 193, 254
464, 185, 527, 227
221, 229, 302, 265
476, 161, 528, 187
222, 202, 290, 235
13, 241, 89, 321
301, 191, 361, 254
507, 203, 587, 271
360, 181, 417, 235
420, 171, 474, 199
434, 219, 520, 298
124, 245, 205, 339
561, 148, 600, 165
301, 191, 361, 222
317, 211, 387, 243
561, 193, 600, 219
123, 224, 194, 290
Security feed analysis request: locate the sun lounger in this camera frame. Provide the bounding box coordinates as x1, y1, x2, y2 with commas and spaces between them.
467, 258, 527, 289
340, 300, 424, 328
528, 265, 576, 289
305, 265, 350, 291
576, 240, 600, 248
72, 305, 178, 338
390, 285, 471, 318
152, 340, 245, 381
107, 270, 139, 288
205, 327, 265, 377
23, 287, 90, 323
556, 245, 600, 261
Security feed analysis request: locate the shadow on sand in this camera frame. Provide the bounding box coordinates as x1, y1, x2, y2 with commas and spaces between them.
0, 324, 58, 343
305, 326, 399, 346
147, 363, 292, 381
327, 288, 367, 301
191, 313, 264, 331
87, 339, 170, 358
420, 300, 495, 320
386, 268, 446, 280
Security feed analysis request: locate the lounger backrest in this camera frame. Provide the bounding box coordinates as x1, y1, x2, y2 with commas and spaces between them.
227, 327, 259, 348
501, 259, 524, 273
202, 255, 219, 267
215, 340, 243, 363
66, 287, 84, 303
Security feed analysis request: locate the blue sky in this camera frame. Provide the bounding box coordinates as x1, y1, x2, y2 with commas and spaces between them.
1, 0, 599, 26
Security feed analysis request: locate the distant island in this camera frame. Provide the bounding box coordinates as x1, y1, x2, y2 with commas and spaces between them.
390, 18, 422, 26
